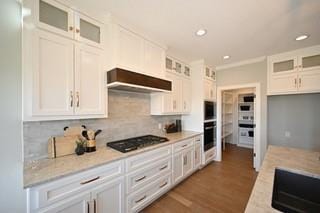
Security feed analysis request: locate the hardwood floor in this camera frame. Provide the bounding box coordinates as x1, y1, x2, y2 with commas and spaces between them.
142, 144, 258, 213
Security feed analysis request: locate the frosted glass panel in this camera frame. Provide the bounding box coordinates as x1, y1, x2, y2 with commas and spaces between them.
184, 66, 190, 76
39, 0, 68, 32
175, 62, 182, 73
273, 60, 294, 73
302, 55, 320, 68
166, 58, 173, 69
206, 67, 210, 77
80, 19, 100, 43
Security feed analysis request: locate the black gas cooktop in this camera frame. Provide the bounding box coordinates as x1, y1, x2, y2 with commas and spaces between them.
106, 135, 169, 153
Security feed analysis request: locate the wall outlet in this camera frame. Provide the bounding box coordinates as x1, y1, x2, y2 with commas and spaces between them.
285, 131, 291, 138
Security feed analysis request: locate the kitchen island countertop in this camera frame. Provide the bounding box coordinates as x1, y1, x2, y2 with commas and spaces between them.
245, 145, 320, 212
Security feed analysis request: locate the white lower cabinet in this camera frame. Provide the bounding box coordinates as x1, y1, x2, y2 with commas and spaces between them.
38, 193, 91, 213
28, 135, 204, 213
172, 139, 195, 185
127, 173, 171, 213
91, 177, 125, 213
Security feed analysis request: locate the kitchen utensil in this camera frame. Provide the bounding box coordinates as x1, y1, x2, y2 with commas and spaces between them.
82, 130, 89, 140
94, 129, 102, 139
87, 130, 95, 140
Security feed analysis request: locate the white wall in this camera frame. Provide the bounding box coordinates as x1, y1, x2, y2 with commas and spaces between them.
216, 60, 268, 165
0, 0, 26, 212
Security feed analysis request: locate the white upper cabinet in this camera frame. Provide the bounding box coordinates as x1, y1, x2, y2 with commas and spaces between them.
268, 45, 320, 95
35, 0, 104, 48
32, 30, 74, 116
74, 44, 105, 115
182, 79, 192, 113
204, 79, 216, 101
151, 57, 192, 115
111, 25, 165, 78
74, 12, 104, 48
204, 66, 215, 81
36, 0, 74, 39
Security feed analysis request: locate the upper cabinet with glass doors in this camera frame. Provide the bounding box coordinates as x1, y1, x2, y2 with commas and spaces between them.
268, 45, 320, 95
204, 66, 216, 81
35, 0, 104, 48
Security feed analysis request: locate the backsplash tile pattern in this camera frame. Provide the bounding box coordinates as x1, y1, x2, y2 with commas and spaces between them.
24, 90, 180, 161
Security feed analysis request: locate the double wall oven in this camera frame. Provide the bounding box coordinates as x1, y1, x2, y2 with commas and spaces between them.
204, 101, 216, 152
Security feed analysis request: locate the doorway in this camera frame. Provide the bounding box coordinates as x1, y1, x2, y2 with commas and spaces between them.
216, 83, 261, 171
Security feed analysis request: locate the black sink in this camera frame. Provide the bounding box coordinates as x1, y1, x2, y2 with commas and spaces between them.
272, 168, 320, 213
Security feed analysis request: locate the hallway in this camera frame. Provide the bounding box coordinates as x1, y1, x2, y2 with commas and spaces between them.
142, 144, 258, 213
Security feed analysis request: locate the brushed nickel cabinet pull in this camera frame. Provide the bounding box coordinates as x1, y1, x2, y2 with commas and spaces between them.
93, 199, 96, 213
294, 78, 297, 88
181, 144, 187, 148
80, 176, 100, 185
70, 91, 73, 107
135, 175, 146, 182
159, 182, 168, 188
135, 195, 147, 203
76, 92, 80, 107
299, 78, 302, 87
159, 165, 168, 171
87, 201, 90, 213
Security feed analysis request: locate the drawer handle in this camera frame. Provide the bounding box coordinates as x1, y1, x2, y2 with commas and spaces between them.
135, 195, 147, 203
159, 182, 168, 188
135, 175, 146, 182
159, 165, 168, 171
80, 176, 100, 185
181, 144, 187, 148
208, 154, 213, 158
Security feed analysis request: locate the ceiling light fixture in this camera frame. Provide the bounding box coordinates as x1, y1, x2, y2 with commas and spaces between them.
195, 29, 207, 36
223, 55, 230, 60
295, 35, 309, 41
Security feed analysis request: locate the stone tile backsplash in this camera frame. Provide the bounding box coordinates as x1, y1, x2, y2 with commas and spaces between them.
24, 90, 180, 161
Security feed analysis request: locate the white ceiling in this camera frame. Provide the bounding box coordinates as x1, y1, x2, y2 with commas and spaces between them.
71, 0, 320, 66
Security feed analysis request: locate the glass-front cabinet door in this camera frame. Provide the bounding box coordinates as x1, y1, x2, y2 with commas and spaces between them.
37, 0, 74, 38
175, 62, 182, 74
166, 57, 173, 72
299, 52, 320, 73
184, 66, 191, 77
271, 56, 298, 75
75, 13, 103, 48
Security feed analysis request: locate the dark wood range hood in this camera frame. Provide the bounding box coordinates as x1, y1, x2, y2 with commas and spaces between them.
107, 68, 172, 93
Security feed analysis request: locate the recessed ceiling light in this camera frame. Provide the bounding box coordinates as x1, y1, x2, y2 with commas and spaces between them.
195, 29, 207, 36
223, 55, 230, 60
295, 35, 309, 41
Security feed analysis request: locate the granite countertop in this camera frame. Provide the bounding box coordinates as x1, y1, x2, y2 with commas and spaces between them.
24, 131, 202, 188
245, 145, 320, 212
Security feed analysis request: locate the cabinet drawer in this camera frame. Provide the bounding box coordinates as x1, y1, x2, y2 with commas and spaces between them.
125, 145, 171, 173
173, 138, 194, 153
127, 173, 171, 213
126, 157, 171, 194
204, 147, 216, 165
28, 160, 124, 211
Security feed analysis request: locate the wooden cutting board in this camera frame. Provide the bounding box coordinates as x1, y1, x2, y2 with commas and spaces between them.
48, 135, 80, 159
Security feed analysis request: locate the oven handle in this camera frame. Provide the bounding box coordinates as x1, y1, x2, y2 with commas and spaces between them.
205, 126, 214, 130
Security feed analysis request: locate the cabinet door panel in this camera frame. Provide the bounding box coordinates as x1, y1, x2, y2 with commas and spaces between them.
173, 76, 182, 112
172, 152, 183, 184
91, 177, 124, 213
183, 148, 193, 176
182, 79, 191, 113
270, 56, 298, 75
32, 30, 74, 116
75, 13, 103, 48
117, 27, 144, 73
74, 44, 104, 115
38, 193, 90, 213
298, 71, 320, 93
268, 73, 298, 94
194, 144, 201, 169
144, 41, 165, 78
37, 0, 74, 38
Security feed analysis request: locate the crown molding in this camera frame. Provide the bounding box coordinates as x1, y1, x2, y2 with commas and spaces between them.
216, 56, 266, 71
